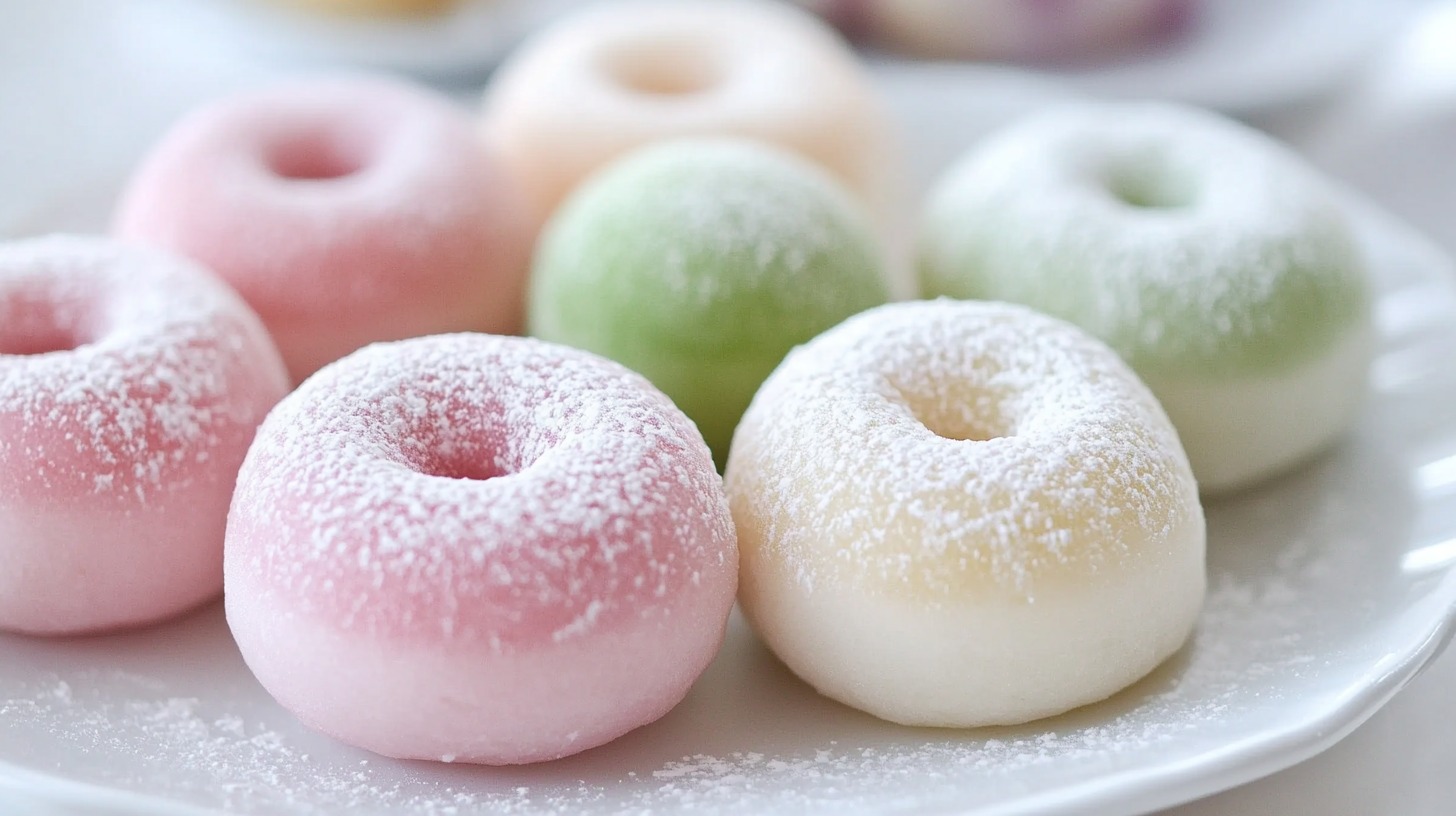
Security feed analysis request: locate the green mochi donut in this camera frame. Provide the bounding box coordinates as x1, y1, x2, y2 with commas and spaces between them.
919, 102, 1369, 381
529, 138, 890, 465
918, 102, 1374, 493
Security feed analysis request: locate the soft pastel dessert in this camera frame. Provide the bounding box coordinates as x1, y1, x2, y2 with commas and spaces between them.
724, 299, 1205, 727
225, 333, 738, 765
481, 0, 898, 226
798, 0, 1194, 63
0, 236, 289, 635
919, 102, 1373, 493
528, 138, 890, 466
114, 75, 534, 384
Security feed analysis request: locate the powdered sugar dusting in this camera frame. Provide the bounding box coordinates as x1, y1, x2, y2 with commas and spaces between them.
589, 139, 881, 321
226, 333, 734, 645
0, 465, 1411, 815
115, 76, 500, 305
531, 137, 888, 355
2, 216, 1437, 816
112, 75, 537, 384
726, 299, 1200, 599
0, 234, 286, 507
919, 102, 1370, 379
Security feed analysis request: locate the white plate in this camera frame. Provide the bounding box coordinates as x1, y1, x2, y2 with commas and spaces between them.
3, 175, 1456, 814
866, 0, 1426, 112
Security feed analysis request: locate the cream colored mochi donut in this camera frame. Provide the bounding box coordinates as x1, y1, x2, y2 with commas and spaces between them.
481, 0, 897, 226
725, 299, 1205, 727
920, 102, 1374, 493
226, 333, 737, 764
0, 236, 289, 635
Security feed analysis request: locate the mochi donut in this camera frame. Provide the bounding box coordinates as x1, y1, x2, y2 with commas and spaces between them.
724, 299, 1205, 727
797, 0, 1195, 63
529, 138, 889, 467
919, 102, 1373, 493
481, 0, 898, 228
225, 333, 737, 764
114, 75, 534, 384
0, 236, 288, 635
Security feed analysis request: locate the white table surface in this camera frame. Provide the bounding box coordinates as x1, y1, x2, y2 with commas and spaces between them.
2, 1, 1455, 813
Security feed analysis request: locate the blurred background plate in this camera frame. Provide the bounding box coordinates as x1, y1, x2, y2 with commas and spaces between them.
131, 0, 583, 80
870, 0, 1428, 112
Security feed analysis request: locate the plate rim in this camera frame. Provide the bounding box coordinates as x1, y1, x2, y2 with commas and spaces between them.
866, 0, 1424, 113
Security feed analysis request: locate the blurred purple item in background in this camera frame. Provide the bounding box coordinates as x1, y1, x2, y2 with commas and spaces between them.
799, 0, 1196, 64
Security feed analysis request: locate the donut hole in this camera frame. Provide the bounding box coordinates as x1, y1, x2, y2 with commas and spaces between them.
1102, 157, 1197, 210
414, 449, 507, 482
264, 130, 371, 181
390, 391, 534, 482
0, 326, 82, 356
406, 419, 525, 483
916, 410, 1005, 442
0, 292, 91, 355
902, 386, 1010, 442
597, 35, 724, 97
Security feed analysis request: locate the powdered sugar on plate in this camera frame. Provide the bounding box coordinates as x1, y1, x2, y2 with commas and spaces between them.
5, 213, 1456, 813
2, 177, 1456, 816
0, 444, 1442, 816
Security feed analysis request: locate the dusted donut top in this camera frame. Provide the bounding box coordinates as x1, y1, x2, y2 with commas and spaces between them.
227, 334, 735, 647
532, 139, 885, 358
919, 103, 1369, 379
726, 299, 1200, 601
0, 236, 284, 512
113, 74, 537, 385
482, 0, 894, 216
116, 78, 486, 305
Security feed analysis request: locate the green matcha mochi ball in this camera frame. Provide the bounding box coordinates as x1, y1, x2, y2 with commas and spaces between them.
529, 138, 890, 465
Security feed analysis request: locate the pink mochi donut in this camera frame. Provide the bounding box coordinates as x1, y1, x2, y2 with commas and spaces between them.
225, 333, 738, 764
114, 76, 534, 384
0, 236, 289, 635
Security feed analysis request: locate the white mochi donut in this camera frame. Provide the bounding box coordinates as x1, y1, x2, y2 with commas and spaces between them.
724, 299, 1205, 727
919, 102, 1374, 493
480, 0, 897, 226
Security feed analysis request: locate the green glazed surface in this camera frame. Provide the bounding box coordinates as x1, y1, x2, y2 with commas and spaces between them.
530, 139, 889, 465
